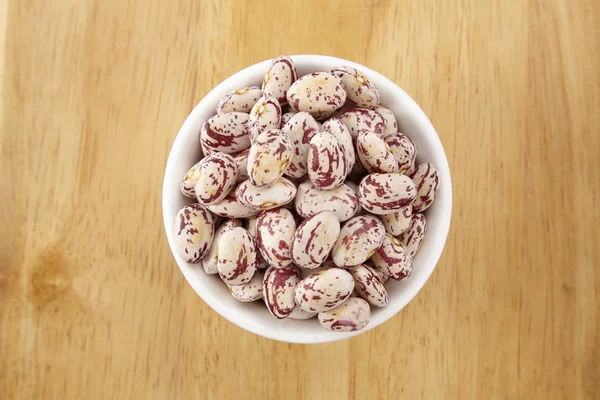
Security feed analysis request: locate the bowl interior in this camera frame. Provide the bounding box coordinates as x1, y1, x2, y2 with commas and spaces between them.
162, 55, 452, 343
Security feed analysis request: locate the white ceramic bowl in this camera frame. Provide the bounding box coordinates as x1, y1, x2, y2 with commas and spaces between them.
162, 55, 452, 344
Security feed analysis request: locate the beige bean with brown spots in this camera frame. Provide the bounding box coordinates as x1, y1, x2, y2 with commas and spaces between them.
370, 234, 413, 281
194, 153, 238, 206
248, 95, 282, 143
247, 129, 293, 187
380, 205, 413, 236
217, 227, 258, 286
235, 177, 297, 211
173, 204, 215, 264
294, 268, 355, 313
227, 270, 264, 302
202, 219, 243, 274
217, 86, 262, 114
200, 112, 251, 154
256, 208, 296, 268
262, 55, 297, 105
287, 72, 347, 120
356, 130, 399, 173
399, 213, 427, 257
332, 215, 385, 267
318, 297, 371, 332
291, 211, 340, 269
331, 66, 380, 109
295, 181, 358, 222
350, 264, 388, 307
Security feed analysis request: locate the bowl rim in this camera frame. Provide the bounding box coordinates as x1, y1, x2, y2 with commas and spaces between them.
162, 54, 452, 343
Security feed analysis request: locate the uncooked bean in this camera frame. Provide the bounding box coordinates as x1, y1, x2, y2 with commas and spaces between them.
307, 132, 346, 190
331, 66, 380, 109
332, 215, 385, 267
173, 204, 215, 264
202, 219, 243, 275
318, 297, 371, 332
294, 268, 354, 313
409, 163, 440, 213
194, 153, 238, 206
356, 130, 399, 173
349, 264, 388, 307
380, 205, 413, 236
281, 112, 320, 178
263, 265, 300, 318
262, 55, 297, 105
370, 234, 413, 281
247, 129, 293, 187
248, 95, 282, 143
399, 213, 427, 257
291, 211, 340, 269
217, 86, 262, 114
295, 181, 358, 222
200, 112, 251, 154
338, 108, 386, 139
287, 72, 346, 119
256, 208, 296, 268
217, 227, 257, 285
357, 173, 417, 215
235, 177, 297, 210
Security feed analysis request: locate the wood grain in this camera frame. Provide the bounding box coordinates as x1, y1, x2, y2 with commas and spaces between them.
1, 0, 599, 398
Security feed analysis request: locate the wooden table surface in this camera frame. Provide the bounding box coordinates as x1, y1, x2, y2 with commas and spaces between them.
2, 0, 599, 399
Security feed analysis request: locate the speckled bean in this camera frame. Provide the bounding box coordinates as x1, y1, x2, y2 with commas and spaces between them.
194, 153, 238, 206
331, 66, 380, 109
409, 163, 440, 213
281, 111, 297, 126
173, 204, 215, 264
200, 112, 251, 154
281, 112, 320, 178
356, 130, 399, 173
287, 72, 347, 119
216, 86, 262, 114
202, 219, 243, 274
263, 265, 300, 318
291, 211, 341, 269
244, 216, 269, 269
343, 180, 362, 216
383, 132, 416, 173
217, 227, 257, 286
399, 213, 427, 257
235, 177, 297, 210
349, 264, 388, 307
375, 106, 398, 135
227, 270, 264, 302
338, 108, 386, 139
332, 215, 385, 267
256, 208, 296, 268
180, 159, 204, 198
321, 117, 355, 174
206, 191, 261, 218
248, 95, 282, 143
295, 181, 358, 222
233, 149, 250, 182
262, 55, 297, 105
370, 234, 413, 281
288, 305, 318, 320
294, 268, 355, 313
380, 204, 413, 236
318, 297, 371, 332
307, 132, 346, 190
247, 129, 293, 186
357, 173, 417, 215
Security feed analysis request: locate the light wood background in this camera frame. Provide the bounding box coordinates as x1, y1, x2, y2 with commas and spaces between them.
1, 0, 599, 399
